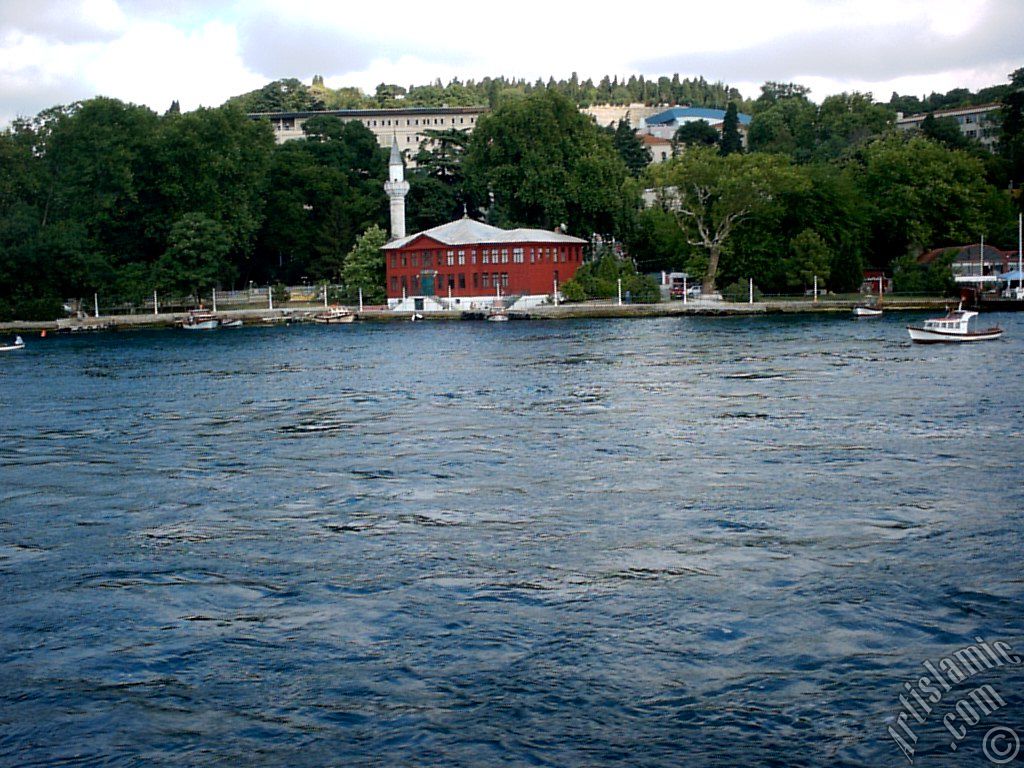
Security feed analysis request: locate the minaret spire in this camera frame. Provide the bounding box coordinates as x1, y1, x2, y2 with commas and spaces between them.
384, 134, 409, 240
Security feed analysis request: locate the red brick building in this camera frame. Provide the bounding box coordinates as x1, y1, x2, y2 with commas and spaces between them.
382, 217, 587, 305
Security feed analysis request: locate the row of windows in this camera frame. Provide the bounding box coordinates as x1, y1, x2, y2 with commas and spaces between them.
391, 272, 518, 292
389, 247, 579, 269
369, 116, 476, 128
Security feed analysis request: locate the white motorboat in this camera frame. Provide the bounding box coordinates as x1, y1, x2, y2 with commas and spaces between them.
313, 306, 355, 324
853, 305, 883, 317
219, 318, 243, 328
907, 305, 1003, 343
181, 309, 219, 330
1, 335, 25, 351
486, 309, 510, 322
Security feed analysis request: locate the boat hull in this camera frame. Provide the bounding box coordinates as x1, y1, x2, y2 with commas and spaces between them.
907, 326, 1003, 343
182, 320, 219, 330
1, 343, 25, 352
852, 306, 883, 317
314, 315, 355, 324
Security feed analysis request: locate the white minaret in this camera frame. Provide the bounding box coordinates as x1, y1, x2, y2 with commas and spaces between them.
384, 135, 409, 241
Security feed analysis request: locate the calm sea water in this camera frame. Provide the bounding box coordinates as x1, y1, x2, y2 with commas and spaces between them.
1, 313, 1023, 767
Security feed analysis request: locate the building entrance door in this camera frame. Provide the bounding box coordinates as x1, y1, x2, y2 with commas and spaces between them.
420, 270, 436, 297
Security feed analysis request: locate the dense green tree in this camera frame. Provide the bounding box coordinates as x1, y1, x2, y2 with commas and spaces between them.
784, 229, 831, 290
611, 119, 652, 177
813, 93, 894, 160
920, 113, 973, 150
855, 135, 993, 263
747, 97, 817, 159
1000, 67, 1024, 211
156, 212, 233, 297
463, 89, 633, 236
650, 148, 804, 292
674, 120, 720, 148
341, 225, 388, 303
719, 102, 743, 156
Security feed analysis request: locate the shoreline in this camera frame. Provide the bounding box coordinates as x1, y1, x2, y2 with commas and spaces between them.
0, 297, 954, 334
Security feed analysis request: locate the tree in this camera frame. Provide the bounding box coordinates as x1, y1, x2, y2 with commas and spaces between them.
341, 225, 388, 304
785, 229, 831, 290
747, 97, 817, 159
812, 93, 894, 160
611, 119, 651, 177
650, 148, 800, 293
156, 213, 233, 297
1000, 67, 1024, 211
719, 102, 743, 156
560, 253, 660, 303
463, 89, 632, 237
674, 121, 719, 148
856, 135, 993, 264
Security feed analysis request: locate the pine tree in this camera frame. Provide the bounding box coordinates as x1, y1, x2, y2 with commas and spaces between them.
720, 102, 744, 156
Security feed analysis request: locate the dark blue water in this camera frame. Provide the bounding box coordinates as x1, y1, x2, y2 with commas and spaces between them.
2, 313, 1023, 767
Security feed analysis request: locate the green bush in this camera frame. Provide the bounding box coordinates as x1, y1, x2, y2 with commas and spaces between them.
560, 254, 660, 303
4, 297, 65, 321
722, 280, 762, 302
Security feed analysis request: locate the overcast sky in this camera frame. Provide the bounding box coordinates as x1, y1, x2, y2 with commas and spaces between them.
1, 0, 1022, 127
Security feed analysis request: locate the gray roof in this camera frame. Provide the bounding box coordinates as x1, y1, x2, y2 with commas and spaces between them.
382, 217, 587, 249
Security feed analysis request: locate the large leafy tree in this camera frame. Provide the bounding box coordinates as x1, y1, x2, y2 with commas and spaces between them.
341, 225, 388, 303
854, 135, 993, 263
650, 148, 802, 293
463, 89, 632, 236
253, 117, 387, 283
156, 213, 233, 297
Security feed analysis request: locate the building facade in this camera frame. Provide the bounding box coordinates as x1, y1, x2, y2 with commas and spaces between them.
641, 106, 752, 146
382, 218, 587, 308
248, 106, 488, 161
895, 104, 1001, 152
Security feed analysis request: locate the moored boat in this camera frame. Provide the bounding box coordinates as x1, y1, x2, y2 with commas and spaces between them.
313, 306, 355, 324
219, 318, 243, 328
486, 308, 510, 322
907, 305, 1003, 343
852, 305, 883, 317
181, 309, 219, 330
1, 335, 25, 351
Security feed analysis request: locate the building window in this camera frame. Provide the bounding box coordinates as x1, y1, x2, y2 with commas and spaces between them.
482, 273, 490, 288
530, 248, 535, 263
458, 274, 466, 289
390, 277, 398, 291
513, 247, 524, 263
482, 250, 490, 265
458, 250, 466, 265
413, 274, 420, 291
401, 276, 407, 291
473, 273, 479, 288
401, 254, 407, 267
501, 249, 509, 264
492, 272, 499, 288
422, 252, 432, 268
390, 254, 398, 268
411, 253, 419, 267
446, 250, 455, 266
470, 250, 477, 265
501, 273, 509, 288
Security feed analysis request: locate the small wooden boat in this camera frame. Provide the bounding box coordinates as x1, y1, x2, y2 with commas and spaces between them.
219, 318, 243, 328
486, 309, 510, 322
1, 335, 25, 352
181, 309, 219, 330
313, 306, 355, 324
907, 305, 1003, 343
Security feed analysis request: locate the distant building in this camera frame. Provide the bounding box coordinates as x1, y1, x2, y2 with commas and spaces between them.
581, 103, 668, 129
382, 219, 586, 311
382, 145, 586, 311
918, 243, 1016, 284
642, 133, 675, 164
895, 104, 1002, 152
641, 106, 752, 145
248, 106, 488, 163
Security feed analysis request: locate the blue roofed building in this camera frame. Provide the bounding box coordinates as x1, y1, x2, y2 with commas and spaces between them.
641, 106, 752, 148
